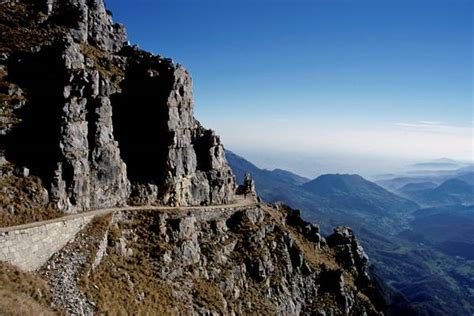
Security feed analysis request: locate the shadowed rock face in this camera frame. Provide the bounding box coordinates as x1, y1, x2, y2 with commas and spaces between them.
113, 47, 235, 206
1, 0, 235, 212
4, 36, 131, 212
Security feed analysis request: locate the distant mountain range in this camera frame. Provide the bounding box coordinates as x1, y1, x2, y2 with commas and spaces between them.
410, 162, 458, 169
409, 158, 469, 170
397, 178, 474, 207
227, 150, 309, 192
302, 174, 418, 218
226, 151, 474, 316
376, 166, 474, 191
397, 181, 438, 193
226, 151, 417, 234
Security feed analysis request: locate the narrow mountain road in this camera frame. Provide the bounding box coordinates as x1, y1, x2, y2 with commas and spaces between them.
0, 196, 257, 233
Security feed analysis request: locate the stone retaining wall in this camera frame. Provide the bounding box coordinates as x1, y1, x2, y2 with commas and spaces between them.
0, 198, 255, 272
0, 214, 96, 271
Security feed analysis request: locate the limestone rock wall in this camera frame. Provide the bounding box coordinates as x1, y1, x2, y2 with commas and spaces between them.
114, 48, 236, 206
3, 36, 131, 213
0, 0, 236, 213
47, 0, 127, 52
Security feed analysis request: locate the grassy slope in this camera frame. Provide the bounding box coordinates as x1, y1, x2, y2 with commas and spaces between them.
0, 262, 57, 315
0, 171, 63, 227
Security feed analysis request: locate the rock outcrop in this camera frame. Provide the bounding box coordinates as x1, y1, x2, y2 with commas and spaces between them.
45, 0, 127, 52
36, 204, 387, 315
237, 172, 257, 196
327, 227, 370, 281
0, 0, 235, 213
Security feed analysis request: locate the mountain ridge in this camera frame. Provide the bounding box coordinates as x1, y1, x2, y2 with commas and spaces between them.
227, 151, 419, 233
398, 178, 474, 207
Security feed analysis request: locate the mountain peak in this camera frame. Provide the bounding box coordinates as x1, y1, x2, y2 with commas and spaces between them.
302, 173, 372, 194
436, 178, 471, 190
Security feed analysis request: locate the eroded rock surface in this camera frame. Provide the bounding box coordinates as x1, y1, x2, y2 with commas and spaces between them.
51, 204, 388, 315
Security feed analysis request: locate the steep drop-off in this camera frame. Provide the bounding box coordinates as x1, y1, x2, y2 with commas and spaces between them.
32, 204, 390, 315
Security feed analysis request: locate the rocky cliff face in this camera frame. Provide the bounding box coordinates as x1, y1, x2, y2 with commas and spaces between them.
0, 0, 235, 214
36, 203, 388, 315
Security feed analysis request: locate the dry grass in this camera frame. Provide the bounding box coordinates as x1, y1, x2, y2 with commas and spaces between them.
0, 3, 63, 54
0, 262, 59, 315
80, 43, 124, 89
0, 3, 38, 53
238, 284, 277, 314
81, 210, 277, 314
192, 279, 226, 313
77, 214, 113, 264
309, 292, 344, 316
287, 224, 345, 274
263, 204, 340, 271
77, 206, 377, 314
0, 174, 63, 227
72, 214, 113, 280
0, 106, 21, 127
1, 2, 65, 49
80, 212, 185, 314
0, 93, 26, 105
83, 253, 182, 314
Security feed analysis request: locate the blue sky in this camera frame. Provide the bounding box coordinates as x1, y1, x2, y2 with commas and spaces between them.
107, 0, 473, 172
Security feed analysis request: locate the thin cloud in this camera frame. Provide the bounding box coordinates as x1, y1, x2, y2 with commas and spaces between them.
418, 120, 444, 125
395, 121, 472, 134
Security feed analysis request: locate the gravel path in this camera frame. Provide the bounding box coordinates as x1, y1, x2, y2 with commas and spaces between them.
0, 196, 256, 233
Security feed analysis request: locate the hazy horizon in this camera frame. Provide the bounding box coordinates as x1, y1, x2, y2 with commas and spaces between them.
107, 0, 473, 170
226, 146, 474, 180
